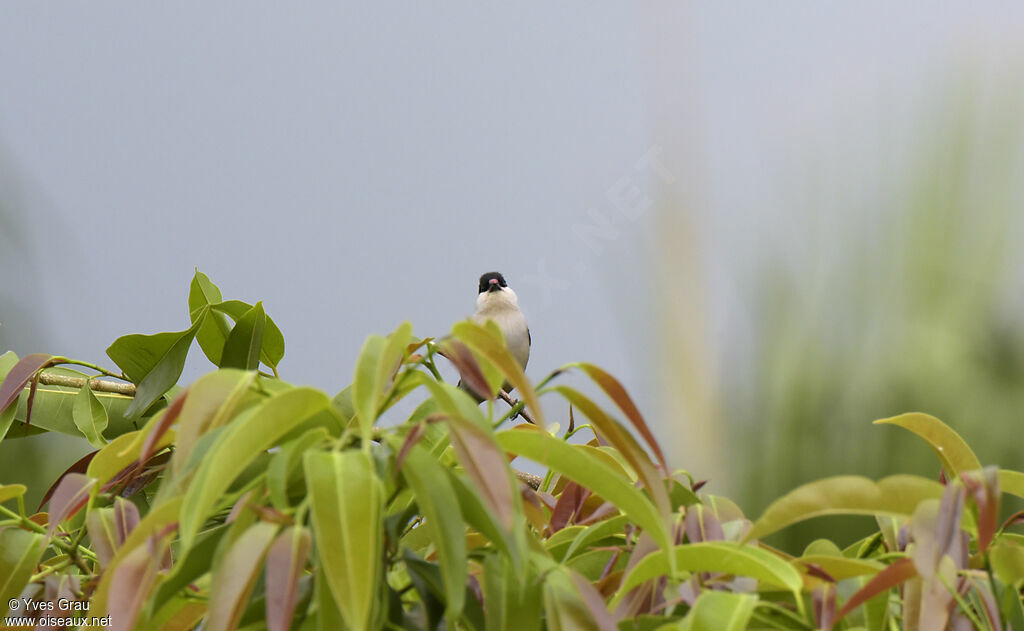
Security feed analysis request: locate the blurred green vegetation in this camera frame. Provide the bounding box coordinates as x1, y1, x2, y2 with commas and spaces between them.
724, 87, 1024, 553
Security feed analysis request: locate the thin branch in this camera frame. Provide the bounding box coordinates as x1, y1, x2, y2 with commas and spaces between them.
37, 372, 137, 396
498, 390, 535, 425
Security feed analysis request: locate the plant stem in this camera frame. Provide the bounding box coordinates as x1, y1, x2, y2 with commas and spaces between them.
51, 357, 127, 381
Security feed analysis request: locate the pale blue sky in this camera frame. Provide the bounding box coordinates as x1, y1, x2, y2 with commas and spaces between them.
3, 3, 1024, 455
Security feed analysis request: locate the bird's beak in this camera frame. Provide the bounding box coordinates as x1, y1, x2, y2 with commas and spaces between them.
488, 279, 500, 292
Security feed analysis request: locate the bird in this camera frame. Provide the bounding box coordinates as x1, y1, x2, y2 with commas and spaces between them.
459, 272, 530, 400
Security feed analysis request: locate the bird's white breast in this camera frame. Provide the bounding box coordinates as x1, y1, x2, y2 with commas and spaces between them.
473, 291, 530, 370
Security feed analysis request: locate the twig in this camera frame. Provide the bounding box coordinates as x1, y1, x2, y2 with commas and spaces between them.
37, 372, 137, 396
498, 390, 535, 425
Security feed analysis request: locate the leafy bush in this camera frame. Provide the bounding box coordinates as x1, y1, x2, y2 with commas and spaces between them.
1, 271, 1023, 630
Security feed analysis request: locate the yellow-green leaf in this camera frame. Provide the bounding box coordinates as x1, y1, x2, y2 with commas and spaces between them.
496, 426, 671, 554
178, 387, 330, 549
680, 591, 757, 631
304, 449, 384, 630
400, 444, 467, 622
206, 522, 279, 631
873, 413, 981, 478
73, 383, 109, 447
612, 542, 802, 609
745, 475, 946, 542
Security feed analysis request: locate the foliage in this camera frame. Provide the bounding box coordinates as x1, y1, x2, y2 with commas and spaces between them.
1, 271, 1024, 630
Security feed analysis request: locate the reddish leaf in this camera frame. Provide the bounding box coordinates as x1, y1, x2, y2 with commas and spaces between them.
266, 526, 312, 631
550, 482, 589, 533
38, 450, 98, 511
113, 496, 141, 545
0, 353, 52, 413
836, 558, 918, 621
569, 569, 619, 631
962, 467, 999, 553
575, 363, 668, 472
45, 473, 96, 538
108, 530, 172, 631
139, 386, 189, 465
448, 417, 516, 531
801, 562, 837, 583
207, 522, 279, 631
444, 340, 493, 400
813, 584, 837, 631
684, 505, 723, 543
394, 422, 428, 472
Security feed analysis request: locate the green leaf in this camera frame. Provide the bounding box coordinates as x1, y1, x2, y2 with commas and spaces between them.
213, 300, 286, 369
73, 383, 109, 447
570, 362, 668, 471
107, 529, 173, 631
268, 427, 330, 510
999, 469, 1024, 500
206, 522, 279, 631
401, 443, 468, 622
496, 426, 672, 553
542, 567, 611, 631
178, 387, 330, 549
304, 449, 384, 631
552, 385, 672, 520
990, 540, 1024, 586
170, 368, 259, 478
0, 483, 26, 505
679, 591, 757, 631
352, 322, 413, 442
873, 412, 982, 478
0, 351, 21, 443
482, 552, 542, 631
0, 528, 46, 617
106, 318, 204, 419
612, 542, 802, 609
0, 352, 51, 414
745, 475, 946, 542
798, 554, 885, 581
220, 302, 267, 370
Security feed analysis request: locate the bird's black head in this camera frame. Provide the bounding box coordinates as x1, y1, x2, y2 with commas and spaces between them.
478, 272, 508, 294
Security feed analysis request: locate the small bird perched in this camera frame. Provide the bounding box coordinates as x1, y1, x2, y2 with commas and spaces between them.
457, 272, 530, 403
473, 271, 530, 374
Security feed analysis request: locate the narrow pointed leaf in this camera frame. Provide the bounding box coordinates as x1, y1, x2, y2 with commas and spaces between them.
352, 323, 413, 441
107, 320, 203, 419
999, 470, 1024, 500
572, 362, 668, 471
836, 558, 918, 622
401, 444, 468, 621
267, 427, 330, 510
304, 449, 384, 631
266, 526, 312, 631
745, 475, 946, 542
108, 531, 173, 631
46, 472, 96, 538
553, 385, 672, 520
449, 414, 518, 532
0, 352, 52, 413
220, 302, 267, 370
73, 382, 109, 447
179, 387, 330, 549
612, 542, 803, 609
212, 300, 286, 369
680, 591, 757, 631
497, 427, 671, 553
206, 522, 279, 631
0, 528, 46, 617
874, 413, 981, 478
